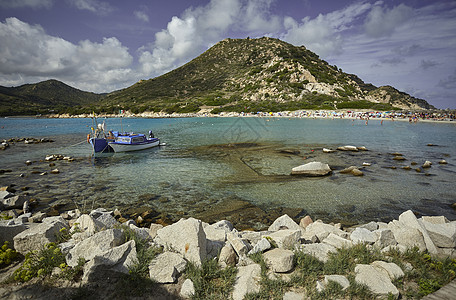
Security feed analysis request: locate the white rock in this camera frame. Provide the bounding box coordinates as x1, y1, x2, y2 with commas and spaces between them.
350, 227, 378, 244
398, 210, 438, 254
72, 214, 104, 236
291, 162, 332, 176
82, 240, 137, 283
232, 264, 261, 300
209, 220, 234, 233
219, 243, 237, 267
268, 230, 301, 249
66, 228, 124, 267
0, 224, 27, 248
155, 218, 207, 266
324, 274, 350, 290
420, 220, 456, 248
268, 214, 303, 232
263, 248, 294, 273
337, 145, 358, 151
362, 162, 371, 166
203, 222, 227, 243
388, 220, 426, 252
283, 291, 306, 300
13, 217, 68, 255
322, 148, 335, 153
371, 261, 404, 280
149, 252, 187, 283
248, 237, 271, 255
355, 264, 399, 298
421, 216, 449, 224
298, 243, 337, 263
180, 279, 195, 298
303, 221, 348, 241
422, 160, 432, 168
323, 233, 353, 249
374, 228, 397, 248
227, 232, 251, 257
149, 223, 163, 239
360, 221, 379, 231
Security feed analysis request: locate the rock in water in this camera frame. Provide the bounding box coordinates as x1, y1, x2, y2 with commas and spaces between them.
291, 162, 332, 176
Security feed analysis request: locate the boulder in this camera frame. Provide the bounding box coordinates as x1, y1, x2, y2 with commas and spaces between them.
324, 274, 350, 290
299, 243, 337, 263
219, 243, 237, 267
359, 221, 379, 231
267, 230, 301, 249
422, 161, 432, 168
149, 223, 163, 239
398, 210, 438, 254
322, 233, 353, 249
303, 221, 348, 241
355, 264, 399, 298
371, 261, 404, 280
350, 227, 378, 244
82, 240, 137, 283
207, 239, 224, 259
248, 238, 271, 255
420, 220, 456, 248
268, 214, 303, 232
421, 216, 449, 224
13, 217, 68, 255
322, 148, 335, 153
209, 220, 234, 232
337, 145, 358, 151
339, 166, 358, 174
388, 220, 426, 252
291, 162, 332, 176
72, 214, 105, 236
180, 279, 195, 298
66, 228, 125, 267
129, 223, 153, 241
232, 264, 261, 300
155, 218, 207, 266
263, 248, 294, 273
0, 224, 27, 248
374, 229, 397, 248
203, 222, 227, 243
439, 160, 448, 164
299, 215, 313, 229
227, 232, 251, 257
149, 251, 187, 283
2, 195, 29, 210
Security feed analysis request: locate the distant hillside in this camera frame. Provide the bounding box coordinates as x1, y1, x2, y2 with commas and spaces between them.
103, 37, 434, 114
0, 38, 435, 116
0, 79, 103, 116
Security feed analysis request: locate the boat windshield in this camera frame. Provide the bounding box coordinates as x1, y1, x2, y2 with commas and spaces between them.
132, 137, 145, 143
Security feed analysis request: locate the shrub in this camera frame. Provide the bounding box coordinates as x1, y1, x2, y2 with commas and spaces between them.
0, 241, 18, 267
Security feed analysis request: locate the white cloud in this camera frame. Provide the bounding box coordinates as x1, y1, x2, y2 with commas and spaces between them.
0, 17, 134, 92
281, 2, 372, 57
138, 0, 243, 76
134, 10, 149, 22
67, 0, 114, 15
238, 0, 281, 34
364, 4, 413, 38
0, 0, 54, 9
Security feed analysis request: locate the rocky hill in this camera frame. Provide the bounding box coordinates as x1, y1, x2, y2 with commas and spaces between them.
104, 37, 434, 114
0, 38, 434, 116
0, 80, 103, 116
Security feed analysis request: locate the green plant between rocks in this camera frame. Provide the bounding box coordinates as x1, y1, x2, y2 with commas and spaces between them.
185, 258, 238, 299
12, 242, 84, 282
0, 241, 18, 267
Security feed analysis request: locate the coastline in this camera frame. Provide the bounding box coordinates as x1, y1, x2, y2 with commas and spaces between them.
33, 108, 456, 124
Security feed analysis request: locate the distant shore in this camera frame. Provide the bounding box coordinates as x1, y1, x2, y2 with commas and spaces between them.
37, 109, 456, 124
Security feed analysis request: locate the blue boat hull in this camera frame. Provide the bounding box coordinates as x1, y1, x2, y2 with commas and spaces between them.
90, 138, 113, 153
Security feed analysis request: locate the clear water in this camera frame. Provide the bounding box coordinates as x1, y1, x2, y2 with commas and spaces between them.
1, 116, 455, 226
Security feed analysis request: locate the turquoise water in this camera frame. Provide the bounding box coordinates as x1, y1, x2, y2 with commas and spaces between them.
1, 116, 455, 225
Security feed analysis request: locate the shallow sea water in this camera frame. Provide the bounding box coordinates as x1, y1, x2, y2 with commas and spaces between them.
1, 116, 455, 228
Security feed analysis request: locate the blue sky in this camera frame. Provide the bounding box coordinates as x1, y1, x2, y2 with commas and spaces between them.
0, 0, 455, 109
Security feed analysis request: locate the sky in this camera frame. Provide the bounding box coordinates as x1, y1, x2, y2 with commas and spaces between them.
0, 0, 455, 109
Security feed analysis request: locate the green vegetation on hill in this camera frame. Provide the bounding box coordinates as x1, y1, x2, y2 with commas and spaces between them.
0, 38, 434, 116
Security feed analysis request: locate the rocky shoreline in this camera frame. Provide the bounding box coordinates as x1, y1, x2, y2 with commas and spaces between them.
1, 182, 456, 299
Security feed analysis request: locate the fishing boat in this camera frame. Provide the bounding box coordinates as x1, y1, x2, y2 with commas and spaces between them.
108, 131, 160, 152
88, 121, 115, 153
